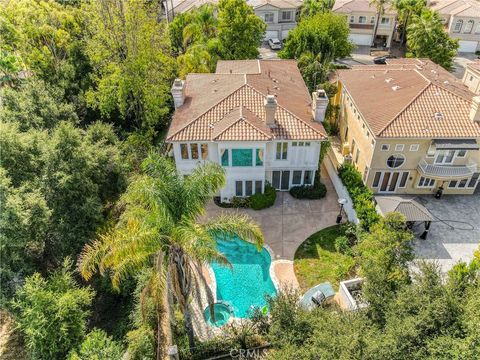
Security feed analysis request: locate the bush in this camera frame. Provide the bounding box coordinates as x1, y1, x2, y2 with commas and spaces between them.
290, 183, 326, 199
338, 163, 380, 230
250, 183, 276, 210
334, 235, 350, 254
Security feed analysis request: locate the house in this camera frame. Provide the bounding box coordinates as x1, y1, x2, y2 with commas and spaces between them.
162, 0, 302, 41
332, 0, 396, 47
166, 60, 328, 201
331, 58, 480, 195
463, 60, 480, 93
430, 0, 480, 53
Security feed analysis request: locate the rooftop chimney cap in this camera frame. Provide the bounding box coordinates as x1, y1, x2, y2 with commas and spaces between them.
266, 94, 277, 104
316, 89, 327, 98
173, 78, 183, 87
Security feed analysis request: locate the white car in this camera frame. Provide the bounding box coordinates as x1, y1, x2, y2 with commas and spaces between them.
268, 38, 282, 50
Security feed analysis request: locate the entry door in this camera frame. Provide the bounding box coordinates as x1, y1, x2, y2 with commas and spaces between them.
281, 171, 290, 190
272, 171, 281, 189
272, 170, 291, 190
379, 171, 400, 193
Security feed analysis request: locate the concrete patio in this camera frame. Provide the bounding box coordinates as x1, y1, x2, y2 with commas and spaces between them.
412, 193, 480, 272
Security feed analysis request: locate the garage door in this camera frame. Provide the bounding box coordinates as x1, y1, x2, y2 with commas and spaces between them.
349, 33, 372, 46
281, 29, 291, 40
265, 30, 279, 40
458, 40, 478, 53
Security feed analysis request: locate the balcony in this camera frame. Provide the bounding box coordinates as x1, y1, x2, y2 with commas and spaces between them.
349, 23, 374, 30
417, 158, 478, 178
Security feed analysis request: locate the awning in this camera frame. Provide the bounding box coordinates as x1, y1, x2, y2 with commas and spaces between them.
433, 139, 479, 150
375, 196, 434, 222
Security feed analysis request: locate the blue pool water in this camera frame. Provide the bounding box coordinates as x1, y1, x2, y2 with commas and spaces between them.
211, 236, 277, 318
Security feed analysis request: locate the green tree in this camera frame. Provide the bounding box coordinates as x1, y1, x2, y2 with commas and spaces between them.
407, 9, 459, 70
280, 12, 353, 61
12, 260, 94, 360
182, 4, 218, 48
370, 0, 390, 46
216, 0, 266, 60
297, 51, 334, 92
393, 0, 425, 44
355, 212, 414, 324
67, 329, 124, 360
300, 0, 334, 18
83, 0, 176, 133
78, 155, 264, 358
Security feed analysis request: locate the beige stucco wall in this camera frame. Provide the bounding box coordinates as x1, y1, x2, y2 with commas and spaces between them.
463, 67, 480, 94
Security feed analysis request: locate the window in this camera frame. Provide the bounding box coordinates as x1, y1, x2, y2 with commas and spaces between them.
299, 141, 304, 146
470, 75, 475, 81
355, 148, 360, 163
350, 15, 355, 23
305, 142, 311, 146
245, 181, 253, 196
180, 144, 189, 159
458, 178, 468, 188
304, 171, 313, 185
292, 171, 302, 185
475, 23, 480, 34
468, 173, 479, 187
372, 172, 381, 187
381, 144, 390, 151
409, 144, 419, 152
190, 143, 199, 159
276, 142, 288, 160
399, 172, 409, 188
435, 150, 456, 164
221, 149, 229, 166
449, 179, 469, 188
363, 166, 369, 181
281, 11, 292, 21
264, 13, 274, 23
386, 154, 405, 168
427, 144, 436, 157
457, 149, 467, 157
255, 181, 263, 193
418, 177, 435, 188
448, 180, 458, 188
351, 139, 356, 157
201, 144, 209, 160
371, 140, 375, 147
366, 131, 370, 138
464, 20, 474, 33
235, 181, 243, 196
381, 17, 390, 25
256, 149, 264, 166
454, 19, 463, 33
292, 142, 297, 146
232, 149, 253, 167
395, 144, 404, 151
370, 16, 375, 24
359, 16, 366, 23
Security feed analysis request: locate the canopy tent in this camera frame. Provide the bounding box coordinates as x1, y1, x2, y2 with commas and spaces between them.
375, 196, 434, 239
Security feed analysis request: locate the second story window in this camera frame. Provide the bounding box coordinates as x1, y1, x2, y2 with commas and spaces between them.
350, 15, 355, 23
232, 149, 253, 167
464, 20, 474, 33
281, 11, 292, 22
380, 17, 390, 25
359, 16, 366, 24
256, 149, 264, 166
276, 142, 288, 160
221, 149, 229, 166
454, 19, 463, 33
264, 13, 274, 23
370, 16, 375, 24
180, 143, 207, 160
387, 154, 405, 168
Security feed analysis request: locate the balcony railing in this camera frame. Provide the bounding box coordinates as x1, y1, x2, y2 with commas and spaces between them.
417, 158, 477, 178
349, 23, 374, 30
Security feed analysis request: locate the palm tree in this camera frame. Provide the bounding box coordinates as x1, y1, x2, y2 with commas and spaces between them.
300, 0, 333, 18
182, 4, 218, 48
370, 0, 389, 47
297, 51, 333, 93
78, 154, 264, 358
394, 0, 425, 45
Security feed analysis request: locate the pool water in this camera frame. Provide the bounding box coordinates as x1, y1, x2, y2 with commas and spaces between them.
211, 236, 277, 318
203, 303, 232, 327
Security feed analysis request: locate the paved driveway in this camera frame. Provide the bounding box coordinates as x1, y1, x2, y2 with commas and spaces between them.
413, 193, 480, 272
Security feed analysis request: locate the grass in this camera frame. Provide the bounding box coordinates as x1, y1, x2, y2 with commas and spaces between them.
294, 224, 357, 291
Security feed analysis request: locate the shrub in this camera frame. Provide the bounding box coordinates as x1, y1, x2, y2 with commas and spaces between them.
338, 163, 380, 230
334, 235, 350, 254
250, 183, 276, 210
290, 183, 327, 199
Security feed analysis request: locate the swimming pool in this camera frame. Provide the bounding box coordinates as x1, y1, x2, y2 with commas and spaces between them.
210, 235, 277, 318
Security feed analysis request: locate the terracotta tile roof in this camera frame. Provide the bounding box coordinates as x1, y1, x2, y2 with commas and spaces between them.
430, 0, 480, 17
170, 0, 301, 13
466, 59, 480, 73
333, 0, 396, 15
167, 60, 327, 142
336, 59, 480, 138
216, 60, 261, 75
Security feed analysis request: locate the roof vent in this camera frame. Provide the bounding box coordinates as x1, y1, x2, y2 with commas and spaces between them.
443, 80, 449, 85
392, 85, 401, 91
434, 112, 443, 120
431, 69, 437, 74
385, 78, 393, 83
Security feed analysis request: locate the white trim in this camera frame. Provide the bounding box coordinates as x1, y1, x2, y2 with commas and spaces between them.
395, 144, 404, 151
381, 144, 390, 151
417, 176, 436, 188
409, 144, 419, 152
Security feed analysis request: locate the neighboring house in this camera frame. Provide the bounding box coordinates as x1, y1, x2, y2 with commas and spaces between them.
332, 0, 396, 47
163, 0, 302, 41
463, 60, 480, 93
166, 60, 328, 201
332, 58, 480, 195
430, 0, 480, 53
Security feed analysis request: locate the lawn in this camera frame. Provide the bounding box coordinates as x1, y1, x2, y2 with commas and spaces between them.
294, 224, 357, 291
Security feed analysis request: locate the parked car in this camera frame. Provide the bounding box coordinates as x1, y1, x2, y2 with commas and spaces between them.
373, 55, 396, 65
268, 38, 282, 50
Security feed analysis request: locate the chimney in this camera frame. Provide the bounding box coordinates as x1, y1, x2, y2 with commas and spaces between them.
171, 78, 185, 109
470, 96, 480, 122
264, 95, 277, 126
312, 89, 329, 122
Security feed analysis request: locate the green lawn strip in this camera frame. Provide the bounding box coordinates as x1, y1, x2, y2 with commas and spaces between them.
294, 224, 356, 292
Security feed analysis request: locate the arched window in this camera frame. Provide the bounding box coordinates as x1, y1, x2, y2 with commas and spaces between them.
464, 20, 474, 33
454, 19, 463, 33
386, 154, 405, 168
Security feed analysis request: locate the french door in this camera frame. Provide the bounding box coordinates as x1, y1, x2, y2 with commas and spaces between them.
434, 150, 455, 164
378, 171, 408, 193
272, 170, 291, 190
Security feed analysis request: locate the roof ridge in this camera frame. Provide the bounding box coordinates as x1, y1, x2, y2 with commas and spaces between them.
378, 82, 432, 136
212, 111, 271, 141
166, 83, 247, 141
244, 84, 326, 138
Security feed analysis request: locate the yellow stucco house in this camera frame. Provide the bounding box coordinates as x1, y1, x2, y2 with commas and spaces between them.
331, 58, 480, 195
